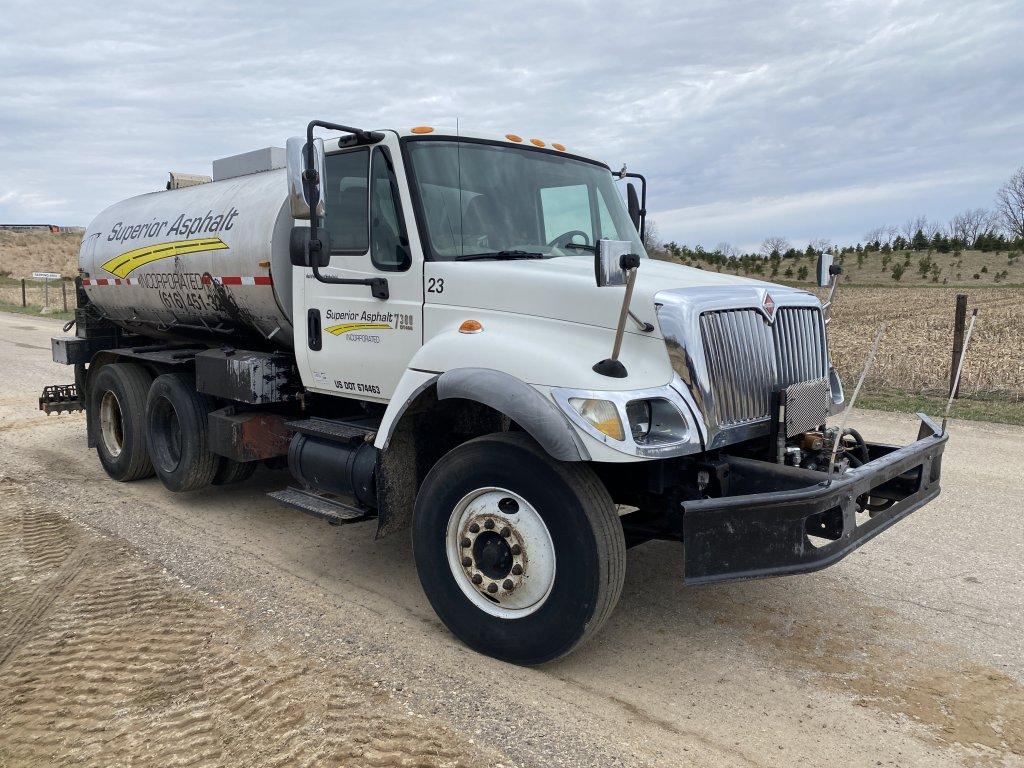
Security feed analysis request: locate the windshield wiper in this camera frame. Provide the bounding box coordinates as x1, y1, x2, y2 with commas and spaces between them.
562, 242, 596, 253
454, 250, 546, 261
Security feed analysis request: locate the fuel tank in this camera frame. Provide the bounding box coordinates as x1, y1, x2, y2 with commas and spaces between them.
79, 168, 294, 348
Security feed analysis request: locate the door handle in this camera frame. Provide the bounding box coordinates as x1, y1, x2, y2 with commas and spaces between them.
307, 308, 322, 351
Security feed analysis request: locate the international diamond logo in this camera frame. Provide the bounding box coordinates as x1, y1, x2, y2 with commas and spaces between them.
762, 292, 776, 320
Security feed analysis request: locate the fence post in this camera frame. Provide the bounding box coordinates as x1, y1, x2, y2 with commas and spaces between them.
949, 293, 968, 398
21, 278, 26, 307
62, 279, 68, 312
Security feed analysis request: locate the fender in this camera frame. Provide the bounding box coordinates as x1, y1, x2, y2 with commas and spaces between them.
435, 367, 590, 461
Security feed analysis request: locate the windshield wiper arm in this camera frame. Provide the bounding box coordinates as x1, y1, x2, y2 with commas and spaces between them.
454, 250, 546, 261
562, 242, 596, 253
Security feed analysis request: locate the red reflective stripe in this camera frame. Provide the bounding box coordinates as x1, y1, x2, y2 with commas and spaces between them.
219, 276, 243, 285
253, 276, 273, 285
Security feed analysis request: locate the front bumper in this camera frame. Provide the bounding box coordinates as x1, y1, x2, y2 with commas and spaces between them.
682, 413, 947, 585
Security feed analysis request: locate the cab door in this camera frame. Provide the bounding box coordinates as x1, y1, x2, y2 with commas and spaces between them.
301, 134, 423, 402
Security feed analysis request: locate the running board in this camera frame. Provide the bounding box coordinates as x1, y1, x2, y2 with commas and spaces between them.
285, 416, 378, 443
267, 486, 375, 526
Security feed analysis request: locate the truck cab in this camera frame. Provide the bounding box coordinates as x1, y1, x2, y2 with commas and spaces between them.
45, 119, 949, 665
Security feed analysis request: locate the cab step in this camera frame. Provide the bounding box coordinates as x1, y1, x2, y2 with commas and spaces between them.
267, 486, 375, 526
285, 416, 379, 443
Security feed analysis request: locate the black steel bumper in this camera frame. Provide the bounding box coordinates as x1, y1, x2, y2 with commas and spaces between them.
682, 413, 948, 585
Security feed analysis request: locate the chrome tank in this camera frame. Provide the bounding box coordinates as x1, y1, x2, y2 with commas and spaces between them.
79, 169, 294, 347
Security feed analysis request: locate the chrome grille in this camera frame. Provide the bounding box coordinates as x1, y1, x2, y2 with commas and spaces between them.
700, 307, 827, 427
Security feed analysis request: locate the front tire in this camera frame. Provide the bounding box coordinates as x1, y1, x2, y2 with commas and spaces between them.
145, 373, 219, 493
413, 432, 626, 665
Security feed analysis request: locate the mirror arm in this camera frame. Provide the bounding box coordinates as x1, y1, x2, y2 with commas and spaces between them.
822, 265, 842, 318
310, 266, 390, 300
303, 119, 387, 298
617, 170, 648, 242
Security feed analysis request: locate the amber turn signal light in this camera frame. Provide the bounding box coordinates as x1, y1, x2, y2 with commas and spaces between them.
459, 319, 484, 334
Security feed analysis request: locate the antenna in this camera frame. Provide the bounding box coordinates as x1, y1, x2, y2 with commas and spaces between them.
941, 308, 979, 435
826, 323, 886, 482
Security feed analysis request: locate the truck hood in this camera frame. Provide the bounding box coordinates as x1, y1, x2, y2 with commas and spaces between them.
425, 255, 812, 335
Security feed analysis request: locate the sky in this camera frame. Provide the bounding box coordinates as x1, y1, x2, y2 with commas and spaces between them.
1, 0, 1022, 252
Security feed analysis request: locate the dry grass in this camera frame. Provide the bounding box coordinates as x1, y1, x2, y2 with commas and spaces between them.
827, 286, 1023, 401
0, 230, 81, 279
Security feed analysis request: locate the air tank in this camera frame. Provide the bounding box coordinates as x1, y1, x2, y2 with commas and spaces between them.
79, 166, 294, 348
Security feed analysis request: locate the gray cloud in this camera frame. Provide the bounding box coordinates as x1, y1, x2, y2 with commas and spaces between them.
1, 0, 1021, 250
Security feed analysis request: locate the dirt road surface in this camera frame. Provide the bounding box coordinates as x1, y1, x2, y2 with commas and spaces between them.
1, 311, 1022, 768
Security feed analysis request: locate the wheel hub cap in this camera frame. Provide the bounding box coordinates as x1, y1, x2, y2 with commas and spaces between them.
446, 487, 555, 618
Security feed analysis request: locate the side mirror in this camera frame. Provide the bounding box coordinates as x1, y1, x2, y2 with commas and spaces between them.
816, 252, 834, 287
594, 239, 638, 287
289, 226, 331, 268
286, 136, 327, 219
626, 183, 641, 232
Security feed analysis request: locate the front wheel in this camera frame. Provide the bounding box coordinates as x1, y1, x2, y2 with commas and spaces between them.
412, 432, 626, 665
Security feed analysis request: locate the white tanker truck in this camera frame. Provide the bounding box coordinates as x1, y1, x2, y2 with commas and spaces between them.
43, 120, 948, 664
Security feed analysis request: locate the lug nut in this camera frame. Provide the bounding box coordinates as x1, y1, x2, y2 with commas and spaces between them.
461, 556, 472, 567
469, 522, 480, 534
511, 564, 523, 575
511, 544, 522, 555
502, 579, 514, 591
471, 573, 483, 585
486, 582, 498, 594
483, 519, 495, 530
499, 526, 511, 538
460, 537, 471, 548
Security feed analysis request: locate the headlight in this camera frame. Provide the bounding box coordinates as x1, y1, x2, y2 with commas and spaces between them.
626, 397, 689, 445
568, 398, 624, 441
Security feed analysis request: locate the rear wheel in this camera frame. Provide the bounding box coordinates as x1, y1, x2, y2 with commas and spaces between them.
90, 363, 154, 482
413, 432, 626, 665
213, 457, 258, 485
145, 373, 219, 492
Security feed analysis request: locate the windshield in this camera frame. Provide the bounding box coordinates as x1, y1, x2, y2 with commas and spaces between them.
405, 139, 646, 261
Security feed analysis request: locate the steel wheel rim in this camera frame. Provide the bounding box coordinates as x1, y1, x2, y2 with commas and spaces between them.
445, 487, 556, 619
99, 390, 124, 458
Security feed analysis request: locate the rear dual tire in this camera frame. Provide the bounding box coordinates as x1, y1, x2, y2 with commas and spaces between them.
145, 373, 219, 493
90, 363, 155, 482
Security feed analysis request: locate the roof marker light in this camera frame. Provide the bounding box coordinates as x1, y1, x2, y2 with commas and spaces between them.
529, 138, 546, 147
411, 126, 434, 134
506, 134, 523, 143
552, 142, 566, 152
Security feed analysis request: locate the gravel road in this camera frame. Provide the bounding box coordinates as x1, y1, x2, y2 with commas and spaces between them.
1, 311, 1021, 767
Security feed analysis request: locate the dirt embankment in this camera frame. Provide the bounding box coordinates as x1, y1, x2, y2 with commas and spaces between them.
0, 230, 82, 279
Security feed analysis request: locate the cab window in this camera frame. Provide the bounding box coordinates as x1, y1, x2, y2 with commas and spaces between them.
370, 147, 410, 271
323, 148, 369, 254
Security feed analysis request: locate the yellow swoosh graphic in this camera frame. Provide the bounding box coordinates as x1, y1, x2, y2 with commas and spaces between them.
324, 322, 392, 335
101, 237, 229, 278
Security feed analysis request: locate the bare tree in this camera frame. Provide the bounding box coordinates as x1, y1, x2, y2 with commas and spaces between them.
948, 208, 992, 247
901, 215, 929, 242
996, 167, 1024, 241
863, 227, 885, 244
810, 237, 833, 254
641, 218, 662, 253
760, 236, 790, 258
715, 241, 739, 259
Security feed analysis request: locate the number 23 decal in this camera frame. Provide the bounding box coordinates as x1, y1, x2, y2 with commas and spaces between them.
427, 277, 444, 294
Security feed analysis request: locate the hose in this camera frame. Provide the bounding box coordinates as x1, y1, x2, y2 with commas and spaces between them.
843, 427, 870, 465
